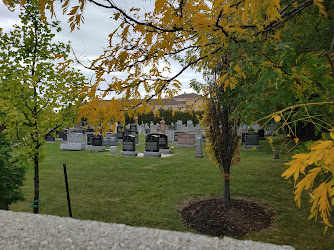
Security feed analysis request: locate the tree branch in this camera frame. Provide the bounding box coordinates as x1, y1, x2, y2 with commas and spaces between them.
87, 0, 184, 33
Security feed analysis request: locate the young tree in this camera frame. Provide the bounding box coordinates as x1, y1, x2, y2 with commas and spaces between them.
201, 64, 241, 204
0, 0, 87, 213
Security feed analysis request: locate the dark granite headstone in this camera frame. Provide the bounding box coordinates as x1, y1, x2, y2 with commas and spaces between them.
56, 131, 64, 138
149, 133, 168, 149
92, 134, 103, 146
145, 134, 159, 152
87, 133, 94, 145
46, 134, 55, 142
63, 132, 67, 141
122, 135, 136, 151
124, 130, 139, 144
258, 129, 265, 140
245, 133, 259, 146
103, 133, 118, 146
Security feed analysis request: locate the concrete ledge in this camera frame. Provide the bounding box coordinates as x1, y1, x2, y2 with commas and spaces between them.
159, 148, 171, 154
120, 151, 138, 157
143, 151, 161, 158
85, 145, 106, 152
0, 210, 293, 250
60, 143, 86, 151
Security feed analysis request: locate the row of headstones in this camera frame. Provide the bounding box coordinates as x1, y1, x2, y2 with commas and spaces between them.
134, 120, 202, 135
119, 133, 170, 157
237, 123, 276, 136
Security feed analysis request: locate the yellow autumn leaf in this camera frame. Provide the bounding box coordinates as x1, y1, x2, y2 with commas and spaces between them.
273, 115, 281, 122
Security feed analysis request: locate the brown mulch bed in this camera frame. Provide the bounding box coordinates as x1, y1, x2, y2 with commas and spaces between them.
181, 198, 275, 239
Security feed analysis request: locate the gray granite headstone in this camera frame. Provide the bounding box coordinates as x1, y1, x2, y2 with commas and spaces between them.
150, 124, 157, 133
266, 124, 275, 136
187, 120, 194, 131
195, 137, 203, 158
176, 120, 183, 131
109, 146, 117, 155
67, 133, 84, 144
102, 133, 118, 146
139, 124, 145, 134
274, 149, 279, 159
60, 133, 85, 151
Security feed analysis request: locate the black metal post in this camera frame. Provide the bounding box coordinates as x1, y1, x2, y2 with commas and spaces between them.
63, 164, 72, 217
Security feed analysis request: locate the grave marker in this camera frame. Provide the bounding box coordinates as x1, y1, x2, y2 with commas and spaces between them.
144, 134, 161, 157
120, 135, 138, 157
194, 137, 203, 158
177, 132, 195, 147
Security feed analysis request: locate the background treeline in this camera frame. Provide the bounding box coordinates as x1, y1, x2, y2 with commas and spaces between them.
125, 109, 204, 125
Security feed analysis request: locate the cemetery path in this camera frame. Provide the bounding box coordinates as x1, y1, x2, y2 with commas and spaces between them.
181, 197, 275, 239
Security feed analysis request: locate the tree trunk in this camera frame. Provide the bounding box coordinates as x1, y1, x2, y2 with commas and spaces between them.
33, 154, 39, 214
223, 165, 231, 204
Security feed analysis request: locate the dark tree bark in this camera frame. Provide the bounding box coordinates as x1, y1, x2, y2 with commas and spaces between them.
33, 153, 39, 214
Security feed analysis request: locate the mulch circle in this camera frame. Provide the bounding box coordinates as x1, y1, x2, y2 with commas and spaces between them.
181, 198, 275, 239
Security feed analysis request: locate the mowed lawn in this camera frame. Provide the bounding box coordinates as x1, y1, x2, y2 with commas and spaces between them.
10, 135, 334, 249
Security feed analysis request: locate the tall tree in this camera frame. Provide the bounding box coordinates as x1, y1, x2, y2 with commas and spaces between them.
0, 0, 87, 213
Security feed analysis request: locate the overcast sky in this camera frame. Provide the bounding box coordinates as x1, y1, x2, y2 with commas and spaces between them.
0, 1, 202, 98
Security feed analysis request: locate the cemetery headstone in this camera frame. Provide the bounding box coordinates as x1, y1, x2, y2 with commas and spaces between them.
129, 123, 138, 133
177, 132, 195, 147
187, 120, 194, 131
149, 133, 170, 153
139, 123, 145, 134
109, 146, 117, 155
194, 137, 203, 158
56, 131, 64, 139
60, 133, 85, 151
251, 123, 261, 131
63, 132, 67, 141
157, 118, 169, 134
244, 133, 260, 149
92, 134, 103, 146
165, 130, 175, 142
124, 130, 139, 145
144, 134, 161, 157
102, 133, 118, 146
266, 124, 275, 136
46, 134, 55, 143
87, 133, 94, 145
258, 129, 265, 140
176, 120, 183, 131
150, 124, 158, 133
274, 149, 280, 159
120, 135, 138, 157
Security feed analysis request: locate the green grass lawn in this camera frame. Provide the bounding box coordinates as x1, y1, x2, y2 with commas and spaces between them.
10, 135, 334, 249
